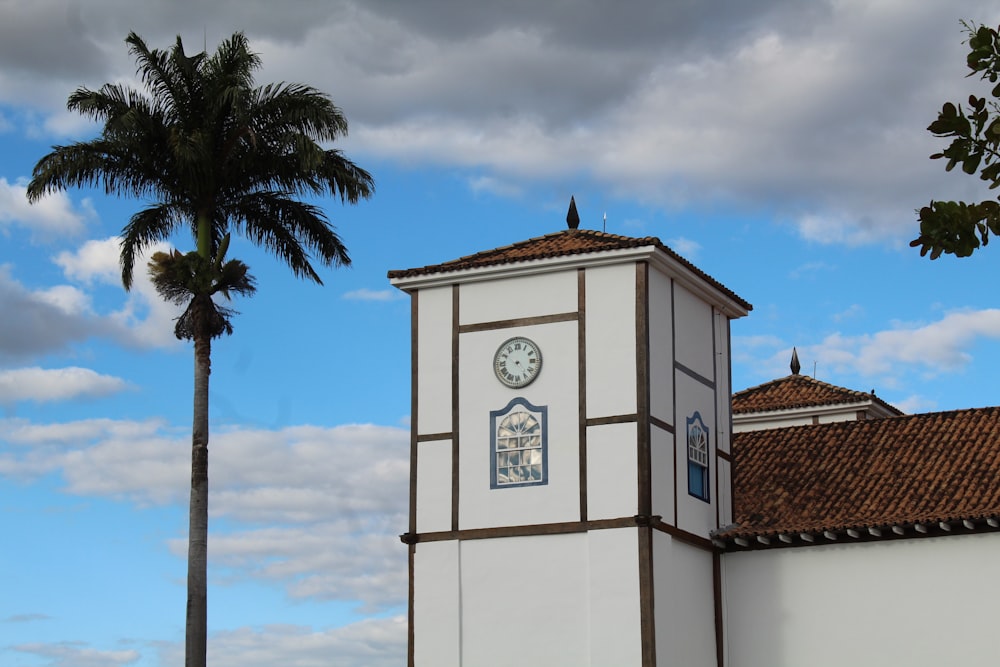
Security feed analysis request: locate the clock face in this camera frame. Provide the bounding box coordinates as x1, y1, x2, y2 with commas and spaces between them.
493, 337, 542, 388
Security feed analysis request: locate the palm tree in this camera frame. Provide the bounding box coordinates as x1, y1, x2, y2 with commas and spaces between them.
26, 31, 374, 667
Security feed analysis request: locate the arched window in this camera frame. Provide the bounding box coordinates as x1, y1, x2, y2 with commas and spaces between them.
490, 398, 548, 489
687, 412, 710, 501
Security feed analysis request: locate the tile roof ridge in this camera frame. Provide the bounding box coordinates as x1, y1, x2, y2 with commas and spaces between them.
732, 373, 800, 397
733, 372, 904, 416
387, 227, 751, 312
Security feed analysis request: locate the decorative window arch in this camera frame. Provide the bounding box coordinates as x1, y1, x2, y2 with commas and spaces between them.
687, 411, 710, 502
490, 397, 548, 489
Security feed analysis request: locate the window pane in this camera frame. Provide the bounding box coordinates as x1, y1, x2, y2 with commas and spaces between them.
688, 462, 707, 500
492, 404, 547, 488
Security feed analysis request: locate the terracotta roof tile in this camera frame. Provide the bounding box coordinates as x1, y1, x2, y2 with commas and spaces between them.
729, 406, 1000, 538
732, 373, 902, 416
387, 229, 751, 311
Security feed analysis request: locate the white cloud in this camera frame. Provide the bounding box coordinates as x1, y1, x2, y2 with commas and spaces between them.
0, 417, 410, 610
3, 613, 51, 623
734, 308, 1000, 406
0, 177, 88, 236
814, 309, 1000, 376
892, 394, 939, 415
33, 284, 92, 315
0, 367, 129, 403
12, 642, 140, 667
53, 237, 123, 285
666, 236, 700, 259
467, 174, 522, 198
0, 265, 107, 360
4, 0, 995, 250
41, 108, 101, 137
788, 261, 834, 280
795, 212, 897, 246
53, 236, 185, 349
0, 254, 182, 362
153, 616, 406, 667
342, 288, 402, 302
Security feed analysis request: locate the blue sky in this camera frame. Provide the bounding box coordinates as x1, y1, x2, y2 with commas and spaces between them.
4, 2, 1000, 666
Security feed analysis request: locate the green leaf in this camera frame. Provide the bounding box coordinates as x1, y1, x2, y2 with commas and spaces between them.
963, 152, 982, 174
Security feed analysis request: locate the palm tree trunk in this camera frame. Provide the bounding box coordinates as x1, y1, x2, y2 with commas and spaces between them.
186, 332, 211, 667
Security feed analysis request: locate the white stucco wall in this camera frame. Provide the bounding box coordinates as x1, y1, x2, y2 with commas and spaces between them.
650, 424, 676, 523
588, 528, 643, 666
673, 284, 714, 381
713, 311, 731, 456
413, 540, 461, 667
585, 263, 637, 418
458, 270, 578, 325
587, 421, 639, 520
415, 437, 452, 533
458, 534, 588, 667
417, 286, 454, 436
723, 534, 1000, 667
415, 530, 645, 667
653, 533, 718, 667
648, 266, 675, 429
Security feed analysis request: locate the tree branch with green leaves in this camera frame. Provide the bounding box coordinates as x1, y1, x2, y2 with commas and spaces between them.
913, 22, 1000, 259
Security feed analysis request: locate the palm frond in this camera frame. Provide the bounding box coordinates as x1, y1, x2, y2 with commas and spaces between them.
29, 30, 373, 294
229, 192, 353, 284
121, 205, 186, 289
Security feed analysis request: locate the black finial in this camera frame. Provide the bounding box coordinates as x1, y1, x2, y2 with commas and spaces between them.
566, 196, 580, 229
790, 347, 801, 375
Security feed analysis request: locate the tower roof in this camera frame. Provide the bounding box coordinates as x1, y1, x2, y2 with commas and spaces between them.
732, 372, 902, 416
387, 228, 752, 313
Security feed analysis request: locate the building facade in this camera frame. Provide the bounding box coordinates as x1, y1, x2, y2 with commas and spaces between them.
389, 216, 1000, 667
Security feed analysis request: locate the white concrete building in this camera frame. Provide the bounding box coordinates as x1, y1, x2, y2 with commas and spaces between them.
388, 209, 1000, 667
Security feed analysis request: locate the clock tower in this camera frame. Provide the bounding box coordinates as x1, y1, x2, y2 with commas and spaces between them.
389, 208, 751, 667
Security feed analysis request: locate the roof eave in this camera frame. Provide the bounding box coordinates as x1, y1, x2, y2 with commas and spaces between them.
714, 514, 1000, 551
733, 399, 885, 423
390, 244, 751, 318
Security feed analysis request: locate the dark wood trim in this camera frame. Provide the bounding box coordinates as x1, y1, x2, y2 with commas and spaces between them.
727, 319, 735, 529
716, 449, 732, 462
412, 516, 654, 543
650, 415, 674, 434
675, 360, 716, 389
586, 413, 638, 427
416, 432, 452, 442
651, 517, 716, 552
578, 268, 588, 523
713, 550, 724, 667
638, 525, 656, 667
458, 311, 578, 334
637, 262, 652, 517
409, 292, 419, 536
407, 543, 415, 667
670, 279, 678, 526
451, 285, 460, 532
712, 308, 720, 529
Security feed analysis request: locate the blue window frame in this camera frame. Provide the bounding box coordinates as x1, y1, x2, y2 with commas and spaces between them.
687, 412, 710, 502
490, 398, 548, 489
